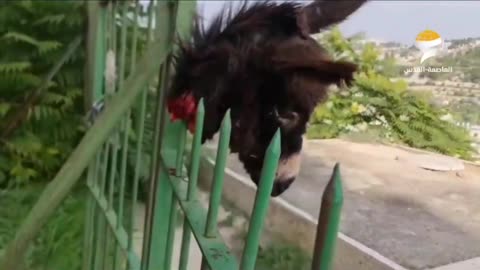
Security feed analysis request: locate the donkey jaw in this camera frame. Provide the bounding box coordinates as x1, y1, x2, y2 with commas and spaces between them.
276, 152, 301, 180
271, 152, 302, 196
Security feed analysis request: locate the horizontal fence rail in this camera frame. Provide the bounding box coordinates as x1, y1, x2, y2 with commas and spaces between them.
0, 1, 346, 270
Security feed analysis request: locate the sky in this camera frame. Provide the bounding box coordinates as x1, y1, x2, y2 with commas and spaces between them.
196, 1, 480, 45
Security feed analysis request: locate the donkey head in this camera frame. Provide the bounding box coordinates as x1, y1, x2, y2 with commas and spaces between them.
167, 0, 367, 196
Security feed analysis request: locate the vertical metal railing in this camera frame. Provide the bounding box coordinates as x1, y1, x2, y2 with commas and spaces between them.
83, 0, 181, 269
0, 1, 346, 270
82, 1, 160, 270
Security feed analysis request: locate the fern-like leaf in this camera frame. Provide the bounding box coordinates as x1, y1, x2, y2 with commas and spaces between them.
33, 14, 65, 26
37, 40, 63, 55
0, 62, 31, 73
2, 31, 40, 47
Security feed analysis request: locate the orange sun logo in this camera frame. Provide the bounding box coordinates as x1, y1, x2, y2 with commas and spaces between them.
415, 29, 443, 63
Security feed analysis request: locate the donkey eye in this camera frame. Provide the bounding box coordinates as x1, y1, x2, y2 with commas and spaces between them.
274, 108, 300, 130
283, 111, 298, 120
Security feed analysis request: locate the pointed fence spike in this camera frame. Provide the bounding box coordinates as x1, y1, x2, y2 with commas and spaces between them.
311, 162, 344, 270
266, 128, 281, 157
197, 98, 205, 114
221, 109, 232, 131
187, 97, 205, 200
204, 109, 231, 238
240, 128, 281, 270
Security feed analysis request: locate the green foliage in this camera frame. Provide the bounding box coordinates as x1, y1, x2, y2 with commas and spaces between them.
434, 46, 480, 82
448, 100, 480, 125
0, 1, 86, 187
309, 27, 476, 160
379, 55, 402, 77
0, 184, 86, 270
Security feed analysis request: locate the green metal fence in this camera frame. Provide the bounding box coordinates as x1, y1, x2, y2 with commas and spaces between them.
0, 1, 344, 270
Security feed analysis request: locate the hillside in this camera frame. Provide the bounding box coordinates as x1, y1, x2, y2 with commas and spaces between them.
372, 37, 480, 126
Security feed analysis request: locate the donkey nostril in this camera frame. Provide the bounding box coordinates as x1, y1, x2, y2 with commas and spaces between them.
270, 177, 295, 197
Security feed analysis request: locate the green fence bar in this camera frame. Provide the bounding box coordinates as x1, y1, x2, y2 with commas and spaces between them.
177, 99, 205, 270
118, 2, 128, 92
129, 92, 147, 254
142, 2, 180, 268
128, 1, 146, 260
82, 155, 100, 270
175, 126, 187, 175
165, 196, 179, 270
112, 3, 131, 268
129, 1, 139, 74
84, 1, 107, 111
166, 123, 187, 270
105, 0, 117, 168
111, 3, 117, 59
178, 221, 191, 270
146, 0, 155, 43
107, 142, 118, 210
118, 116, 130, 226
105, 138, 119, 270
205, 109, 231, 238
112, 115, 130, 269
93, 144, 111, 270
172, 1, 199, 268
186, 99, 205, 200
104, 8, 120, 265
141, 1, 178, 267
240, 129, 281, 270
142, 56, 175, 269
141, 63, 166, 270
146, 166, 174, 269
200, 110, 232, 270
311, 163, 344, 270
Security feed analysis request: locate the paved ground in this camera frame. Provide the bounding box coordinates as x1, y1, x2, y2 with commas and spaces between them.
207, 139, 480, 270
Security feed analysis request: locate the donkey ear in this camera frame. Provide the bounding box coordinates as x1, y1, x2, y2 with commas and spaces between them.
301, 0, 368, 34
271, 38, 357, 86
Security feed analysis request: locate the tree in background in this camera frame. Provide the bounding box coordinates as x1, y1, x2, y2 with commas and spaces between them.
308, 27, 476, 160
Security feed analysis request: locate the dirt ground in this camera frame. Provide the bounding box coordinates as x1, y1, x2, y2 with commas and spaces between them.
220, 139, 480, 270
